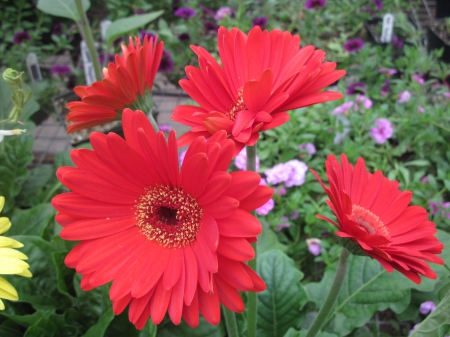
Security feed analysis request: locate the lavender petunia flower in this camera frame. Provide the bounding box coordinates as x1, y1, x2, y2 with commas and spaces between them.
290, 210, 299, 220
419, 301, 436, 315
409, 324, 420, 335
284, 159, 308, 188
429, 202, 440, 215
298, 142, 316, 155
381, 79, 391, 97
51, 65, 71, 76
178, 33, 191, 42
252, 17, 267, 29
343, 39, 364, 53
257, 198, 274, 216
346, 82, 366, 95
234, 148, 260, 171
397, 90, 411, 104
158, 124, 172, 132
332, 101, 354, 115
370, 118, 393, 144
174, 7, 196, 19
372, 0, 383, 10
214, 7, 233, 21
392, 35, 404, 49
158, 50, 174, 72
265, 163, 291, 185
13, 31, 31, 45
379, 67, 397, 75
306, 238, 322, 256
305, 0, 326, 10
412, 74, 425, 85
276, 216, 290, 231
355, 94, 373, 110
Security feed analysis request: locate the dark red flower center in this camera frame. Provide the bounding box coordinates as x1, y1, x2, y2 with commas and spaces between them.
135, 185, 203, 248
226, 88, 246, 121
352, 205, 390, 238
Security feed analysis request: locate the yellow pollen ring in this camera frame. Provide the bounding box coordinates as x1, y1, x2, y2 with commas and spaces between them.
351, 205, 390, 238
135, 185, 202, 248
225, 87, 246, 121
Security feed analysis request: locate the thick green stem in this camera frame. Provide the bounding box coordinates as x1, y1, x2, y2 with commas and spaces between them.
223, 306, 239, 337
305, 248, 351, 337
75, 0, 102, 81
246, 144, 258, 337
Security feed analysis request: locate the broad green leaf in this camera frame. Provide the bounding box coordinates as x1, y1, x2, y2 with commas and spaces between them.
82, 307, 115, 337
257, 250, 308, 337
1, 311, 46, 328
283, 328, 338, 337
403, 160, 430, 167
157, 317, 225, 337
16, 167, 55, 207
24, 314, 78, 337
410, 287, 450, 337
0, 135, 34, 213
105, 11, 164, 44
52, 252, 76, 298
258, 218, 287, 253
36, 0, 90, 21
9, 204, 56, 237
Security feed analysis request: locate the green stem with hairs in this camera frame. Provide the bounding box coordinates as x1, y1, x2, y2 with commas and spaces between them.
223, 305, 240, 337
75, 0, 102, 81
246, 144, 258, 337
305, 248, 351, 337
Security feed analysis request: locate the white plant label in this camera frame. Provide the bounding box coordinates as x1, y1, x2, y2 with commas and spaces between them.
80, 40, 97, 85
25, 53, 42, 83
381, 13, 394, 43
100, 20, 112, 41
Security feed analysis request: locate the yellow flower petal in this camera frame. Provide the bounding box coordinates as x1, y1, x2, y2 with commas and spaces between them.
0, 217, 11, 235
0, 236, 24, 248
0, 277, 18, 301
17, 269, 32, 277
0, 197, 4, 213
0, 248, 28, 260
0, 258, 30, 274
0, 299, 4, 310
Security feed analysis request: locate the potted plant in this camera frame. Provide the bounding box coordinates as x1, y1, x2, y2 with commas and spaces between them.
427, 17, 450, 63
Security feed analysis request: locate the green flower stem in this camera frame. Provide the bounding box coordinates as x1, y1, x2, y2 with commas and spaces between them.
246, 144, 258, 337
75, 0, 102, 81
223, 305, 240, 337
305, 248, 351, 337
147, 110, 159, 132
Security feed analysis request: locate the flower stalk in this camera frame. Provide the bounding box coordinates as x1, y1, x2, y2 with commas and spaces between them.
223, 306, 240, 337
305, 247, 350, 337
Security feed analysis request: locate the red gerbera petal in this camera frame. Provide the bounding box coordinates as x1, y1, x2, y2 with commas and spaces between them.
172, 26, 346, 154
312, 154, 444, 284
53, 109, 272, 328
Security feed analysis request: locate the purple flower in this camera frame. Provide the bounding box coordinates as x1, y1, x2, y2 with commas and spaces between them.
298, 142, 316, 155
355, 95, 373, 110
134, 9, 146, 14
397, 90, 411, 104
420, 176, 429, 184
214, 7, 233, 20
370, 118, 393, 144
257, 198, 274, 216
343, 39, 364, 53
444, 92, 450, 98
379, 68, 397, 75
199, 4, 215, 16
290, 210, 299, 220
346, 82, 366, 95
430, 202, 440, 215
372, 0, 383, 10
174, 7, 196, 19
276, 216, 290, 231
139, 30, 156, 41
412, 74, 425, 85
158, 50, 173, 72
99, 52, 115, 64
284, 159, 308, 187
444, 74, 450, 89
51, 65, 71, 76
158, 124, 172, 132
332, 101, 354, 115
392, 35, 404, 49
265, 163, 291, 185
113, 37, 123, 46
52, 23, 63, 35
419, 301, 436, 315
306, 238, 322, 256
178, 33, 191, 42
204, 22, 219, 35
252, 17, 267, 29
13, 31, 31, 45
409, 323, 420, 335
418, 105, 425, 113
305, 0, 326, 10
381, 80, 390, 97
234, 148, 260, 171
274, 185, 286, 196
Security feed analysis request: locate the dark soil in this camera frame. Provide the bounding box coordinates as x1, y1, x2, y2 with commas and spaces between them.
430, 21, 450, 45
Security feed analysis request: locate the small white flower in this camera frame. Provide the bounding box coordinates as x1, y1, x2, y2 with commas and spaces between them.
0, 129, 26, 142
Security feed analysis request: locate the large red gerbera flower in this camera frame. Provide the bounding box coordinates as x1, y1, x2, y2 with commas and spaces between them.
311, 154, 444, 284
172, 26, 346, 154
66, 36, 163, 133
52, 109, 272, 328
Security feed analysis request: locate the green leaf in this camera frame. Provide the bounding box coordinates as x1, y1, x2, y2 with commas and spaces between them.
403, 160, 430, 167
283, 328, 338, 337
258, 219, 287, 254
52, 252, 76, 298
410, 286, 450, 337
15, 167, 55, 207
24, 314, 78, 337
82, 307, 115, 337
257, 250, 308, 337
0, 325, 23, 337
36, 0, 90, 21
157, 317, 225, 337
105, 11, 164, 44
1, 311, 46, 328
9, 204, 56, 237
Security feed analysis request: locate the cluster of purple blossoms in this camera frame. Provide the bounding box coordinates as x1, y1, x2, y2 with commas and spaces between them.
305, 0, 326, 10
256, 178, 274, 216
265, 159, 308, 188
370, 118, 393, 144
174, 7, 196, 19
234, 148, 260, 171
343, 39, 364, 53
333, 95, 372, 115
298, 142, 316, 156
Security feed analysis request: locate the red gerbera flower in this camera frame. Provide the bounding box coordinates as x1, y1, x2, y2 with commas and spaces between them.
311, 154, 444, 284
66, 36, 163, 133
52, 109, 272, 328
172, 26, 346, 154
